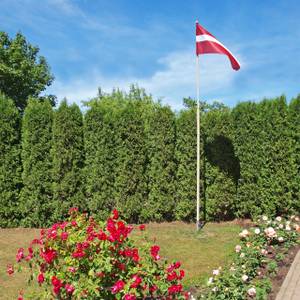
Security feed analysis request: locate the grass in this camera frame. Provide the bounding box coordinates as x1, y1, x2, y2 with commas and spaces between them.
0, 221, 240, 299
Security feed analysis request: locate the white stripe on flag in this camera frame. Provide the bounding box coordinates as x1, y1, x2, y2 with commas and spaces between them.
196, 34, 240, 65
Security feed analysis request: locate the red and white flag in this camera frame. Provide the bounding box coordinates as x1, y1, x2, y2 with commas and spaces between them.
196, 21, 240, 71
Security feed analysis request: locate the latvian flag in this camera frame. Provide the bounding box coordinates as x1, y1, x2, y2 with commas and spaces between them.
196, 21, 240, 71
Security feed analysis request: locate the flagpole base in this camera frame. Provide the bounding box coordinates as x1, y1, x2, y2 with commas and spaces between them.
196, 220, 204, 231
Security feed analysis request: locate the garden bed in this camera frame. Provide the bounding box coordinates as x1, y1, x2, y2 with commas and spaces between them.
267, 244, 300, 300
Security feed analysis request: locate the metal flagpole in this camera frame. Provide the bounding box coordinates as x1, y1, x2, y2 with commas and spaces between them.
196, 52, 201, 230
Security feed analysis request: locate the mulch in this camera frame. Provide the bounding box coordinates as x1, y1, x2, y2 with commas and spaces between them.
267, 244, 300, 300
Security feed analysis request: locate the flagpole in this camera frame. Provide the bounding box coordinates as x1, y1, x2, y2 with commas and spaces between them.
196, 51, 201, 231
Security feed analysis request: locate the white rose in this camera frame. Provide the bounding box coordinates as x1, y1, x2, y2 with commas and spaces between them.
295, 216, 299, 222
264, 227, 276, 238
276, 216, 282, 222
279, 224, 284, 229
240, 252, 245, 258
212, 269, 219, 276
278, 237, 284, 242
242, 274, 248, 282
286, 225, 291, 231
254, 228, 260, 234
262, 216, 268, 221
261, 249, 268, 256
239, 229, 249, 238
235, 245, 242, 253
247, 287, 256, 297
207, 277, 213, 285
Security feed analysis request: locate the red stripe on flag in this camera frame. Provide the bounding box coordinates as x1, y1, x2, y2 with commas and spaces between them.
196, 22, 214, 37
195, 22, 240, 71
196, 41, 240, 70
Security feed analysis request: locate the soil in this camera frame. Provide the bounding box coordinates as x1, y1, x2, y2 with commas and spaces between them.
267, 244, 300, 300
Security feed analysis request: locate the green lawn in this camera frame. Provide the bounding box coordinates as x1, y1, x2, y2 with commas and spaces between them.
0, 222, 240, 299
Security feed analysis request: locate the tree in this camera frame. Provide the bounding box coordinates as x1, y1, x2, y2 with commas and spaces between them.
0, 31, 54, 111
0, 94, 22, 227
51, 100, 84, 221
114, 87, 150, 223
84, 93, 123, 220
203, 105, 238, 221
19, 98, 53, 227
175, 103, 197, 221
141, 104, 176, 222
288, 95, 300, 213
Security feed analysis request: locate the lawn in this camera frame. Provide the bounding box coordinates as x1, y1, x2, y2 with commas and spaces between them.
0, 222, 240, 299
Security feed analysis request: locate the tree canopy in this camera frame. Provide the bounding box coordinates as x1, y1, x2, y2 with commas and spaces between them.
0, 31, 54, 111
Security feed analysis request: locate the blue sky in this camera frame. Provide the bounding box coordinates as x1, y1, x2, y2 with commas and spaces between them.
1, 0, 300, 110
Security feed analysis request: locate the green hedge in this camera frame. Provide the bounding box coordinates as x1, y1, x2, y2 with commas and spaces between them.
0, 94, 22, 227
19, 98, 53, 227
51, 99, 84, 222
1, 90, 300, 227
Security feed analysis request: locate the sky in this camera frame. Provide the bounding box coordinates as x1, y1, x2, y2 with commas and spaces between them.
1, 0, 300, 110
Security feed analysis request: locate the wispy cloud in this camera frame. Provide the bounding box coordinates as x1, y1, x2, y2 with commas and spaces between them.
49, 48, 241, 110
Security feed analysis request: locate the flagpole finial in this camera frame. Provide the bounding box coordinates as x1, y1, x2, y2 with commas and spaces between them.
195, 20, 199, 24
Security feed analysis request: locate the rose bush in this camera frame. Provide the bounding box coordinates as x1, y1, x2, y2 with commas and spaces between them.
201, 215, 300, 300
7, 208, 188, 299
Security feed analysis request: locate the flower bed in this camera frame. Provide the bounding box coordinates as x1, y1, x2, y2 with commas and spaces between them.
200, 215, 300, 300
7, 209, 188, 299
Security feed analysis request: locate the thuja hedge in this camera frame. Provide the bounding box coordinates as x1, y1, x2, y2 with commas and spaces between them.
0, 88, 300, 227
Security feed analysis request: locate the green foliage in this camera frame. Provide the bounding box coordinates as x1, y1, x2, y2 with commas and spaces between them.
0, 94, 22, 227
1, 86, 300, 226
0, 31, 54, 111
232, 96, 297, 218
8, 209, 188, 299
175, 102, 197, 221
114, 87, 150, 223
51, 100, 84, 221
84, 92, 124, 220
288, 95, 300, 213
201, 215, 299, 299
203, 105, 238, 221
19, 98, 53, 227
141, 104, 176, 222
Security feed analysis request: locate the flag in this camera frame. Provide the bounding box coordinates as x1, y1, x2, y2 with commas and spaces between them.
196, 21, 240, 70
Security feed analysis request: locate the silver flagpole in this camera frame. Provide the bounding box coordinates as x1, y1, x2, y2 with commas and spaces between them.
196, 51, 201, 230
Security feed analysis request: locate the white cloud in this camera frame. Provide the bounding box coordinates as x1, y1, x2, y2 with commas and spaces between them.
49, 48, 241, 110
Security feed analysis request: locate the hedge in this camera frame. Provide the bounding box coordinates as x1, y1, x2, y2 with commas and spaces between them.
1, 90, 300, 227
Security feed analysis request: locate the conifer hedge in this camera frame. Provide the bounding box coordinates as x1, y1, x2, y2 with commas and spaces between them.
142, 104, 176, 222
84, 92, 123, 220
51, 100, 84, 221
1, 89, 300, 227
19, 98, 53, 227
0, 94, 21, 227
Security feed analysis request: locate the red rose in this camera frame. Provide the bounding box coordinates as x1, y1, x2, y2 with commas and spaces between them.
139, 224, 146, 231
124, 294, 136, 300
130, 275, 142, 288
111, 280, 125, 294
168, 284, 183, 295
167, 271, 177, 281
37, 273, 45, 284
51, 276, 63, 294
150, 245, 160, 260
6, 264, 14, 275
16, 248, 24, 262
41, 248, 57, 264
65, 283, 75, 294
179, 269, 185, 279
112, 209, 119, 220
